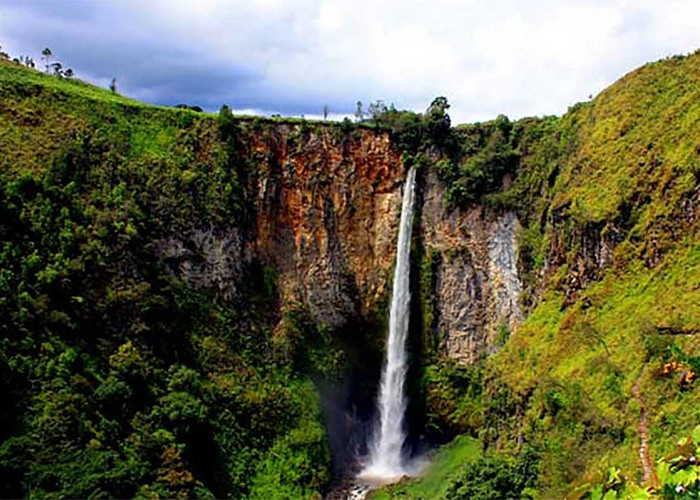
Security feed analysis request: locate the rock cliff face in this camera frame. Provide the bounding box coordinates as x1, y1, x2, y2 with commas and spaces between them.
243, 126, 405, 328
157, 125, 405, 329
419, 170, 522, 363
545, 206, 624, 306
157, 123, 525, 363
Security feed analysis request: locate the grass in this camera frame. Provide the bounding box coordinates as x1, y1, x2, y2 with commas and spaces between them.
3, 47, 700, 498
0, 59, 151, 107
0, 59, 363, 136
370, 436, 482, 499
0, 59, 205, 175
548, 52, 700, 226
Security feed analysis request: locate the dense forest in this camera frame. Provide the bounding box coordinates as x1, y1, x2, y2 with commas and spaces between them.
1, 47, 700, 499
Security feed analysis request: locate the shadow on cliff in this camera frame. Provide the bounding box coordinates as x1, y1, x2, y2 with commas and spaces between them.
316, 317, 385, 478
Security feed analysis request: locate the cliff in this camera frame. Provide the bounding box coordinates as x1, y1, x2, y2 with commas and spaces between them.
419, 169, 522, 363
2, 49, 700, 499
152, 123, 525, 365
154, 125, 405, 328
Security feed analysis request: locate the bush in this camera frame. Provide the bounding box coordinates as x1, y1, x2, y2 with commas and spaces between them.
440, 448, 539, 500
437, 115, 520, 206
424, 361, 484, 436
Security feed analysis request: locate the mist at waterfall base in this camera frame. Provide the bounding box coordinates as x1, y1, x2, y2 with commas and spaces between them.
358, 166, 427, 483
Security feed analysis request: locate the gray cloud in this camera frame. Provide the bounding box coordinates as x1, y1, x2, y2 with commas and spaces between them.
1, 0, 699, 122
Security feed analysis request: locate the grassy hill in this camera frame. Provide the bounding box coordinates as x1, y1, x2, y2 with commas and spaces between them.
2, 48, 700, 499
389, 50, 700, 498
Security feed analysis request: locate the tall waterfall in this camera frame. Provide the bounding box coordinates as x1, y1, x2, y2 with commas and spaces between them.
362, 166, 417, 480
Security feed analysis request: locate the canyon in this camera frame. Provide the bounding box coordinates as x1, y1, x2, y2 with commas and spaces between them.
2, 50, 700, 498
154, 124, 525, 368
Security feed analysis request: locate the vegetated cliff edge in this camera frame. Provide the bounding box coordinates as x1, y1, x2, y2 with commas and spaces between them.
1, 48, 700, 499
152, 124, 524, 365
0, 58, 524, 498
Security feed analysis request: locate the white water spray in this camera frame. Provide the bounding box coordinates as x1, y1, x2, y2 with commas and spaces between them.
362, 166, 417, 481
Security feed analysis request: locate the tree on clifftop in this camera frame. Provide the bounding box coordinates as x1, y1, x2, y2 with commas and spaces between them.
41, 47, 52, 73
425, 96, 452, 146
355, 100, 364, 123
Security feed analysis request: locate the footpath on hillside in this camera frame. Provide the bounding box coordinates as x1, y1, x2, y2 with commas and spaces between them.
633, 364, 655, 485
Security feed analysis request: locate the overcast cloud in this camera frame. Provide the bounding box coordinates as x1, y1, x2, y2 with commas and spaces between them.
1, 0, 699, 123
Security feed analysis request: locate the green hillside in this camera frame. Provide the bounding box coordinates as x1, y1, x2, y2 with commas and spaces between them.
2, 48, 700, 499
395, 51, 700, 498
495, 51, 700, 497
0, 59, 336, 498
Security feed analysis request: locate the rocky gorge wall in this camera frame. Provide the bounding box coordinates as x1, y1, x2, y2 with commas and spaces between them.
419, 169, 522, 363
155, 122, 525, 364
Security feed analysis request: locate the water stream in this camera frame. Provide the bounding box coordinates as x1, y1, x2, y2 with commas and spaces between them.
360, 165, 417, 481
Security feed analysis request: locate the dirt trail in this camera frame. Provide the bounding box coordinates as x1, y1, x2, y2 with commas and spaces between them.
633, 364, 655, 485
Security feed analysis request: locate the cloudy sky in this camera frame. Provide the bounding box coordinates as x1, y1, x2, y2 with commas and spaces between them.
1, 0, 699, 123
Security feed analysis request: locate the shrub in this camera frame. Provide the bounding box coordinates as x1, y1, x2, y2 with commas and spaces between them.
440, 448, 539, 500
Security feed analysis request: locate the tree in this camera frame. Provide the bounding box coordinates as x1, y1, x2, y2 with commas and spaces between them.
425, 96, 452, 146
426, 96, 450, 124
354, 100, 363, 123
19, 56, 35, 68
323, 105, 329, 121
217, 104, 236, 139
41, 47, 52, 73
51, 62, 63, 77
368, 100, 385, 118
0, 45, 10, 60
64, 68, 74, 78
109, 78, 117, 93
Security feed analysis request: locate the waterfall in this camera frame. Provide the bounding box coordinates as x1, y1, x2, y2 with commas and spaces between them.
362, 165, 417, 480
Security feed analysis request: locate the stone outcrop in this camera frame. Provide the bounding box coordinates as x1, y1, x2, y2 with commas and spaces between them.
547, 205, 626, 306
155, 228, 244, 301
156, 123, 526, 363
420, 170, 522, 363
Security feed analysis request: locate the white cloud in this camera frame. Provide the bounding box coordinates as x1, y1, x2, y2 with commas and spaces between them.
1, 0, 699, 122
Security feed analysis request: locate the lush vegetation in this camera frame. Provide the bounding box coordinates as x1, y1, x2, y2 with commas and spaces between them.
569, 425, 700, 499
387, 50, 700, 499
0, 58, 339, 498
3, 44, 700, 499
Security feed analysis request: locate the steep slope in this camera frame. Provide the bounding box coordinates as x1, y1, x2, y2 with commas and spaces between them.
2, 48, 700, 499
496, 51, 700, 496
401, 50, 700, 498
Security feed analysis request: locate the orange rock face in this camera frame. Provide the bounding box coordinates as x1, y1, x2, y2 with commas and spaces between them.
157, 121, 525, 363
239, 124, 406, 327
